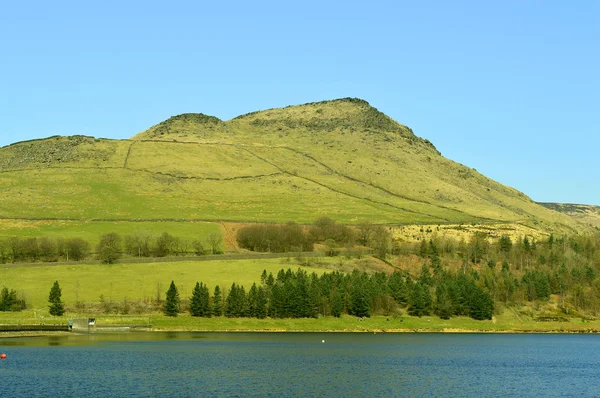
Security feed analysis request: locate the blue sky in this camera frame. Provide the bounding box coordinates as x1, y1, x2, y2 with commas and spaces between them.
1, 1, 598, 204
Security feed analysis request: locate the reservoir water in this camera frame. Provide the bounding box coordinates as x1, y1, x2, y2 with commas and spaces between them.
1, 332, 599, 397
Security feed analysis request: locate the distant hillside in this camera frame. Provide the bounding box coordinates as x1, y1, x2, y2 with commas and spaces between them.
538, 203, 600, 228
0, 98, 587, 234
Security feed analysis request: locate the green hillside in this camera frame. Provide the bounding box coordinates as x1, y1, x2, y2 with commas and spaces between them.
0, 98, 586, 235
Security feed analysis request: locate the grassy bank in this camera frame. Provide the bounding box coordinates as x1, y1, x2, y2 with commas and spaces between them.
2, 312, 600, 334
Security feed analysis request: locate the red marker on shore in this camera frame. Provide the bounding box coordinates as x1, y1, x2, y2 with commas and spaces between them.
1, 353, 6, 360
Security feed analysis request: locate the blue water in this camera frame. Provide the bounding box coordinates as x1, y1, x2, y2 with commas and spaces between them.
1, 333, 600, 397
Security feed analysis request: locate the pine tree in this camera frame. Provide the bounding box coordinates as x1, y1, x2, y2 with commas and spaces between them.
190, 282, 203, 317
408, 281, 432, 317
225, 284, 235, 317
248, 283, 258, 317
350, 277, 370, 318
331, 289, 343, 317
269, 284, 283, 318
48, 280, 65, 316
435, 282, 453, 320
470, 287, 494, 320
201, 283, 211, 317
429, 240, 442, 275
261, 270, 268, 285
212, 285, 223, 316
419, 239, 428, 258
164, 280, 180, 316
256, 286, 268, 319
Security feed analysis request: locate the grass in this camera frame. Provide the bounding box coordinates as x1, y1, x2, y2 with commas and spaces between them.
0, 219, 221, 245
0, 99, 586, 234
0, 257, 332, 309
2, 311, 600, 334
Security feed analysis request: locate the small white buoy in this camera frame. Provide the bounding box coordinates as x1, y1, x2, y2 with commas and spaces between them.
322, 339, 325, 343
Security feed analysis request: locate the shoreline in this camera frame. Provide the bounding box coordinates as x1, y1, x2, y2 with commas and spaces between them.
2, 327, 600, 337
3, 313, 600, 337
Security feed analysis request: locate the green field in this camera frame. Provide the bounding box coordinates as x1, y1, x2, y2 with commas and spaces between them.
0, 219, 221, 245
0, 258, 332, 310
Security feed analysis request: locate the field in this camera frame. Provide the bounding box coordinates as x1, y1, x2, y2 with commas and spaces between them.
0, 219, 221, 246
0, 258, 332, 310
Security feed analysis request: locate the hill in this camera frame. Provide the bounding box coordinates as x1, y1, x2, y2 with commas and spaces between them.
538, 203, 600, 228
0, 98, 588, 236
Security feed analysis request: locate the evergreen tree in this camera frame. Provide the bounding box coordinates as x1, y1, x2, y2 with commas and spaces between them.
48, 280, 65, 316
435, 282, 453, 319
331, 289, 343, 317
307, 281, 320, 318
201, 283, 211, 317
499, 235, 512, 254
164, 280, 180, 316
248, 283, 259, 317
419, 263, 433, 286
190, 282, 203, 316
0, 287, 19, 312
212, 285, 223, 316
419, 239, 428, 258
225, 283, 247, 317
256, 286, 268, 319
430, 240, 442, 275
470, 287, 494, 320
269, 284, 284, 318
408, 281, 432, 317
225, 283, 237, 317
261, 270, 268, 285
349, 276, 370, 317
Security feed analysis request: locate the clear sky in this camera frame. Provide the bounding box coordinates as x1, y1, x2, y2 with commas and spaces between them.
1, 1, 598, 205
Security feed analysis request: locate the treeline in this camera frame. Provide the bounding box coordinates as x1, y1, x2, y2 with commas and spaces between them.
164, 267, 493, 321
0, 231, 224, 264
237, 218, 391, 258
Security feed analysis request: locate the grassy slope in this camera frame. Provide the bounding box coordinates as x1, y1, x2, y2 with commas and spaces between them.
133, 99, 583, 231
0, 99, 587, 235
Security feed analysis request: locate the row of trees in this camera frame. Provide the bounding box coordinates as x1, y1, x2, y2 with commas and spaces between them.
0, 231, 224, 265
162, 267, 494, 320
236, 218, 392, 258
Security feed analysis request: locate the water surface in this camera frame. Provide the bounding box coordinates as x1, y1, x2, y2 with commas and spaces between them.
1, 333, 599, 397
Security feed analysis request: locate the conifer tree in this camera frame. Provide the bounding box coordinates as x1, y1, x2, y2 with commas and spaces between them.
331, 289, 343, 317
48, 280, 65, 316
256, 286, 268, 319
419, 239, 428, 258
248, 283, 258, 318
435, 282, 453, 319
190, 282, 203, 317
212, 285, 222, 316
429, 240, 442, 275
164, 280, 180, 316
201, 283, 211, 317
350, 277, 370, 318
408, 281, 432, 317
